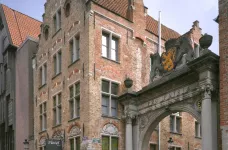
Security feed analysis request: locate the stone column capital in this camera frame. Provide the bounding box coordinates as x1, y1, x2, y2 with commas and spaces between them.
122, 104, 138, 123
200, 83, 214, 99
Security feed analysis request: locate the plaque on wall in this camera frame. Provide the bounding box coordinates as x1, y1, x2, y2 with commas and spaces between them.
45, 139, 62, 150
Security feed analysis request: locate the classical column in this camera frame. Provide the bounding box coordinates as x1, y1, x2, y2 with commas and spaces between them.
126, 117, 133, 150
201, 86, 213, 150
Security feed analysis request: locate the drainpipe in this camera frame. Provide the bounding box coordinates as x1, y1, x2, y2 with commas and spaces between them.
158, 11, 161, 56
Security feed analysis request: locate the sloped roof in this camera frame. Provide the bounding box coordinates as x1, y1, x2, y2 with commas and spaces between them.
92, 0, 180, 40
2, 4, 41, 47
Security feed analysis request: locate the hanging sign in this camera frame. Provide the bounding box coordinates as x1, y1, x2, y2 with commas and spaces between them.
45, 139, 62, 150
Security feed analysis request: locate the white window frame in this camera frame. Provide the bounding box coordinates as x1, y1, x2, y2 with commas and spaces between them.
101, 134, 119, 150
53, 50, 62, 75
69, 136, 81, 150
69, 82, 80, 119
170, 146, 182, 150
69, 34, 80, 63
195, 121, 201, 138
150, 143, 157, 150
39, 101, 47, 131
101, 28, 120, 62
170, 112, 182, 133
53, 93, 62, 126
101, 79, 119, 117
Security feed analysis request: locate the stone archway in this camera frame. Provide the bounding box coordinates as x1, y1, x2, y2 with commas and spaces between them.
119, 51, 219, 150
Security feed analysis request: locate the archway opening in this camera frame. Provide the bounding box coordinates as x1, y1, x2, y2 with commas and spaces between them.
140, 106, 201, 150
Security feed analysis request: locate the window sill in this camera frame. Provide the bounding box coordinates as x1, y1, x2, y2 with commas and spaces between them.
39, 83, 47, 90
102, 56, 120, 64
39, 130, 47, 134
52, 28, 62, 38
52, 72, 62, 80
195, 136, 202, 139
68, 117, 80, 122
52, 124, 62, 129
68, 59, 80, 68
102, 115, 120, 120
170, 131, 182, 135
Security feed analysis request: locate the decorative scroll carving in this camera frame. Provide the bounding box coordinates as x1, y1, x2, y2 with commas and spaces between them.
39, 136, 47, 146
52, 130, 64, 140
69, 126, 81, 137
150, 36, 195, 82
101, 123, 119, 136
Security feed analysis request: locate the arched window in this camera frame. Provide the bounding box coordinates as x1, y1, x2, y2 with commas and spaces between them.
64, 0, 71, 17
43, 25, 49, 40
69, 126, 81, 150
101, 123, 119, 150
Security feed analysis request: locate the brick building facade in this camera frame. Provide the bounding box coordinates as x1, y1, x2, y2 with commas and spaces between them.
34, 0, 202, 150
219, 0, 228, 149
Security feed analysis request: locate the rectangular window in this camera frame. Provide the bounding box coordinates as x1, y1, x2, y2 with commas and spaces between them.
40, 102, 47, 131
53, 51, 62, 75
102, 136, 118, 150
53, 9, 61, 32
170, 113, 181, 133
170, 147, 181, 150
70, 35, 80, 63
101, 80, 119, 117
195, 121, 201, 138
69, 82, 80, 119
70, 137, 80, 150
102, 31, 119, 61
40, 63, 47, 86
53, 93, 62, 126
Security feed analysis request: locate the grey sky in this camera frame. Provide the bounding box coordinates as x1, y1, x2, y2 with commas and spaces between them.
2, 0, 218, 54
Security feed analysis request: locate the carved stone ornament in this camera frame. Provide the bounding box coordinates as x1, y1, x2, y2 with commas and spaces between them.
39, 137, 46, 146
69, 126, 81, 137
101, 123, 119, 136
150, 36, 195, 82
52, 130, 64, 140
200, 84, 214, 99
139, 115, 149, 129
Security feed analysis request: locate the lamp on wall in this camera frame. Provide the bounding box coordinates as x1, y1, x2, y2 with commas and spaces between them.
23, 139, 29, 150
167, 137, 173, 150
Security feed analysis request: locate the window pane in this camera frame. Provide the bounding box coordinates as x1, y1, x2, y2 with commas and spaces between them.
76, 98, 80, 117
111, 83, 118, 95
70, 40, 74, 62
53, 96, 56, 107
58, 52, 61, 72
195, 122, 197, 137
102, 80, 110, 93
59, 107, 61, 124
40, 105, 42, 114
111, 38, 117, 49
102, 34, 108, 46
102, 95, 109, 115
53, 109, 56, 125
70, 100, 74, 119
58, 93, 61, 104
70, 86, 74, 98
111, 97, 117, 117
54, 55, 57, 74
102, 136, 109, 150
76, 83, 80, 95
176, 148, 181, 150
111, 137, 118, 150
70, 139, 74, 150
111, 49, 116, 61
176, 117, 181, 133
150, 144, 156, 150
76, 137, 80, 150
170, 116, 174, 132
44, 102, 46, 112
102, 46, 108, 57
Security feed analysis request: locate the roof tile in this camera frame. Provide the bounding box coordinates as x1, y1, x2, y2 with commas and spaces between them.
2, 4, 41, 47
92, 0, 180, 40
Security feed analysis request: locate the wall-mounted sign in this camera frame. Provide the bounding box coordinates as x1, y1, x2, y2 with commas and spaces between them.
45, 139, 62, 150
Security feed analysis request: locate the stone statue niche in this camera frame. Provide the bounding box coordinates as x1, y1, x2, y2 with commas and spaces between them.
150, 36, 195, 82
